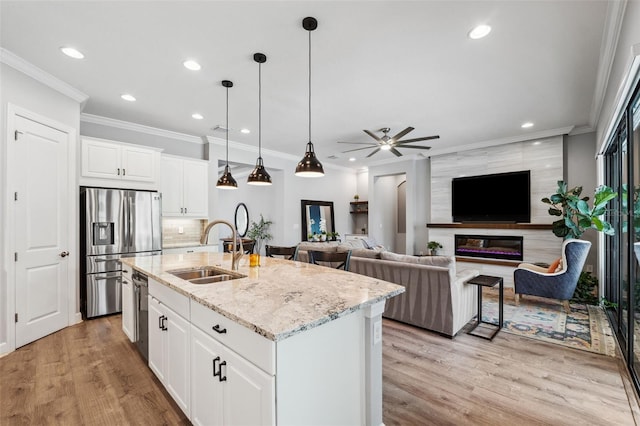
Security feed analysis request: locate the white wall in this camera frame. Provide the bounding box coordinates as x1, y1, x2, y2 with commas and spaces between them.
368, 157, 429, 255
373, 175, 400, 252
80, 120, 205, 159
0, 63, 81, 354
208, 138, 358, 247
597, 1, 640, 147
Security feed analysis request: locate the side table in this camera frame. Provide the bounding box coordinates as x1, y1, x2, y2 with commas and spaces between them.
466, 274, 504, 340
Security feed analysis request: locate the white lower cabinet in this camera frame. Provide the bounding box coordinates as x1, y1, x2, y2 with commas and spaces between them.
121, 264, 134, 342
148, 295, 191, 417
190, 325, 274, 426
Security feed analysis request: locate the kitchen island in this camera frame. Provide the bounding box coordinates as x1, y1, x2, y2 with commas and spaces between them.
121, 252, 404, 426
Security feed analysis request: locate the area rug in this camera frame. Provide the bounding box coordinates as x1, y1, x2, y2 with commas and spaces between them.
481, 293, 616, 357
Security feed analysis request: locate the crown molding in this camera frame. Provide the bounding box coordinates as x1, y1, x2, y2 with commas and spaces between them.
569, 125, 596, 136
1, 48, 89, 107
81, 113, 204, 144
426, 126, 573, 158
205, 136, 356, 173
589, 0, 627, 128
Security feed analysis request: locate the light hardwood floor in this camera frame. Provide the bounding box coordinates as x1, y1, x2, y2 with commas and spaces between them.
1, 314, 638, 425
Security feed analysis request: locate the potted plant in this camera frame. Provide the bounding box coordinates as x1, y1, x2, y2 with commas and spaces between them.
542, 180, 617, 239
246, 214, 273, 255
320, 231, 327, 242
427, 241, 442, 256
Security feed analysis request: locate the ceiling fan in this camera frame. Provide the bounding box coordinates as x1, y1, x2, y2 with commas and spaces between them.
339, 127, 439, 157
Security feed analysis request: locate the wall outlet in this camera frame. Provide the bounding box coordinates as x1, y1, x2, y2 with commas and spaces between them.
584, 264, 593, 273
178, 226, 184, 234
373, 319, 382, 344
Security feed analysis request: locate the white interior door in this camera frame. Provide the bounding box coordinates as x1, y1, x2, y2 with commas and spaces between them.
14, 114, 70, 348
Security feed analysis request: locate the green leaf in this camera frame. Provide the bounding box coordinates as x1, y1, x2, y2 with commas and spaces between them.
578, 217, 592, 228
548, 207, 562, 216
576, 199, 590, 215
570, 186, 583, 197
558, 181, 568, 194
541, 197, 552, 204
592, 216, 603, 230
550, 194, 564, 204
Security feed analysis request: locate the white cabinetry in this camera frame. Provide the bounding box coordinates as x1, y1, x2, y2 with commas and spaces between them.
190, 308, 274, 426
81, 137, 161, 190
148, 279, 191, 417
161, 155, 208, 218
191, 302, 275, 425
121, 264, 134, 342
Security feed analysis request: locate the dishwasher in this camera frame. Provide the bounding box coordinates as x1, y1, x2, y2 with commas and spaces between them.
132, 271, 149, 361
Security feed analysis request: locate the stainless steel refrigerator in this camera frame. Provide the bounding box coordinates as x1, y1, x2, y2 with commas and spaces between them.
80, 187, 162, 319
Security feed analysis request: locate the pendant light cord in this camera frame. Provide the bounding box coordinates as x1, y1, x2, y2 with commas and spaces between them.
259, 61, 262, 158
225, 86, 230, 166
308, 30, 312, 143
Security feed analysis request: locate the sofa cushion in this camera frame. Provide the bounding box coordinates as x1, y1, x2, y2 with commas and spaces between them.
349, 248, 383, 259
337, 240, 368, 250
380, 252, 454, 267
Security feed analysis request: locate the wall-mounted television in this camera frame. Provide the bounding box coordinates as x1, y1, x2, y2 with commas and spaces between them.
452, 170, 531, 223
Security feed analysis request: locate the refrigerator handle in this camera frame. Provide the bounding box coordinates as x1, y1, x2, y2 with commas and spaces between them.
123, 192, 130, 251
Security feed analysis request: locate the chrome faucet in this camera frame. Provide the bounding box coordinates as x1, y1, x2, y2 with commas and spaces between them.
201, 219, 244, 271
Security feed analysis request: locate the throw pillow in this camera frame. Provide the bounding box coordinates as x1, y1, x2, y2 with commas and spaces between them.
349, 248, 383, 259
547, 257, 561, 273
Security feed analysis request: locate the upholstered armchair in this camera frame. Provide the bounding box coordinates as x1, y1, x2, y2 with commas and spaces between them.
514, 239, 592, 313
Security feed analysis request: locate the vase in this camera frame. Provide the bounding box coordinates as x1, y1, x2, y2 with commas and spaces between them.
320, 234, 327, 241
249, 253, 260, 267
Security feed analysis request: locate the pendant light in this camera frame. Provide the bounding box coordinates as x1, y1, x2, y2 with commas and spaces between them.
216, 80, 238, 189
295, 16, 324, 177
247, 53, 272, 186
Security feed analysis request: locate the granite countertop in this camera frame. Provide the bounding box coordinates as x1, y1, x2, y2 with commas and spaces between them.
162, 242, 216, 249
121, 252, 404, 342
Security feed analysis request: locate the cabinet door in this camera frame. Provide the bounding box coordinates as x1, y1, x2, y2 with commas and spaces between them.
161, 157, 184, 216
183, 160, 208, 218
166, 309, 191, 417
121, 146, 157, 182
121, 277, 134, 342
82, 138, 120, 179
222, 346, 275, 426
191, 326, 224, 426
148, 297, 166, 383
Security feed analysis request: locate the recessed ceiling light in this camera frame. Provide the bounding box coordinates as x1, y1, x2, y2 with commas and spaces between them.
468, 25, 492, 40
60, 47, 84, 59
183, 60, 201, 71
521, 122, 534, 129
349, 157, 356, 162
240, 128, 251, 134
533, 141, 541, 145
192, 113, 204, 120
121, 94, 136, 102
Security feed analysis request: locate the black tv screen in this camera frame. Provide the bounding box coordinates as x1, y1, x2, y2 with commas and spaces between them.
452, 170, 531, 223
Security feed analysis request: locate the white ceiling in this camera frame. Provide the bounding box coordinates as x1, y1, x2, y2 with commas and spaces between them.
1, 1, 611, 169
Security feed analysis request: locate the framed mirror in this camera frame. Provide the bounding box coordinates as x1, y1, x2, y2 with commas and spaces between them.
234, 203, 249, 237
301, 200, 335, 241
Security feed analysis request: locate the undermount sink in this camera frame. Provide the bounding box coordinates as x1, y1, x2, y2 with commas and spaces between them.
168, 266, 244, 284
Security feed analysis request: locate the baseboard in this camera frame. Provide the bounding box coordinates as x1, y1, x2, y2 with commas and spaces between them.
0, 341, 10, 357
73, 312, 83, 325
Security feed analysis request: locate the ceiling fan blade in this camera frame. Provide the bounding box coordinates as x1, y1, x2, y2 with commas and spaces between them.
337, 141, 378, 145
342, 146, 380, 153
395, 135, 440, 144
396, 145, 432, 150
390, 147, 403, 157
366, 148, 381, 158
390, 127, 414, 142
363, 129, 383, 142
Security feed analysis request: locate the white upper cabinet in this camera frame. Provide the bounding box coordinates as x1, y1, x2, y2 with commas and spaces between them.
161, 155, 208, 218
80, 137, 161, 190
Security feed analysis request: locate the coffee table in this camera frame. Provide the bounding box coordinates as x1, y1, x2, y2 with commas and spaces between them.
466, 274, 504, 340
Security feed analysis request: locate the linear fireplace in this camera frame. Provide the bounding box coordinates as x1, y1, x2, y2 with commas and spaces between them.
455, 234, 523, 261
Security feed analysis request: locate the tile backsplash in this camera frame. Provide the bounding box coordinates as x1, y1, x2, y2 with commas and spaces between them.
162, 218, 207, 246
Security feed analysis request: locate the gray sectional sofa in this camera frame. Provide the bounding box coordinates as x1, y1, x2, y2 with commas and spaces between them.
296, 240, 479, 337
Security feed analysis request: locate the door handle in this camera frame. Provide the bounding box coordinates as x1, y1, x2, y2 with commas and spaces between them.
161, 316, 168, 331
123, 168, 126, 176
184, 208, 187, 214
213, 356, 221, 378
117, 168, 120, 175
60, 251, 69, 258
219, 361, 227, 382
158, 315, 165, 330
